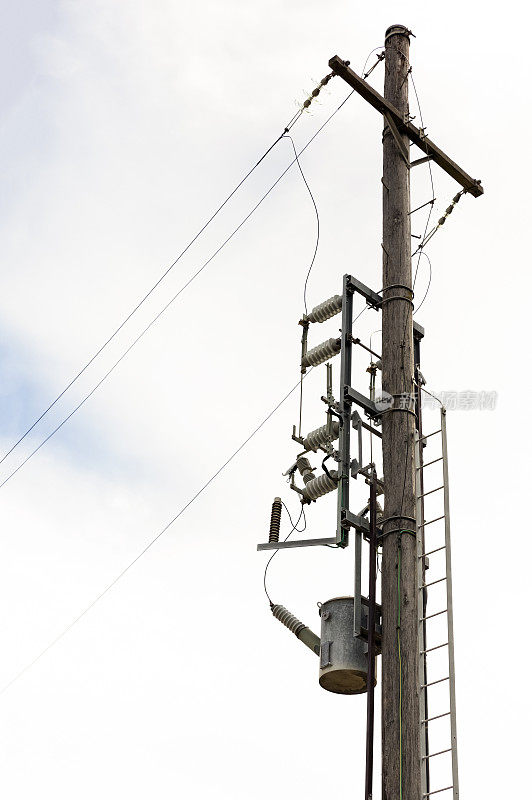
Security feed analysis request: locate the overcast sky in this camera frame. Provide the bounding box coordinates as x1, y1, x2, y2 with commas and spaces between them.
0, 2, 530, 798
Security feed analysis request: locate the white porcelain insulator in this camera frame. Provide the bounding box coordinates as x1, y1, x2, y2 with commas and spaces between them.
301, 338, 341, 369
303, 471, 338, 501
303, 421, 340, 452
308, 295, 343, 323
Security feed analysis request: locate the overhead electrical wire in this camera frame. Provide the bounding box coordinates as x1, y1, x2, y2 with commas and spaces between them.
0, 109, 309, 470
361, 45, 385, 78
413, 251, 432, 314
283, 133, 320, 317
0, 90, 356, 491
409, 67, 436, 292
263, 504, 306, 605
0, 373, 309, 697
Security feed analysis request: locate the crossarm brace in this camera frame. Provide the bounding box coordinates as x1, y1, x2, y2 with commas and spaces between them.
329, 55, 483, 197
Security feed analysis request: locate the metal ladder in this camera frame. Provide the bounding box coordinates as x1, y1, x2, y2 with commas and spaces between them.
415, 407, 459, 799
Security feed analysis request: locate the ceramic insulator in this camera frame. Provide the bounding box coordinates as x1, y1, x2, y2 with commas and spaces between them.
303, 421, 340, 452
269, 497, 282, 543
307, 294, 343, 324
303, 471, 338, 501
301, 337, 341, 369
271, 604, 307, 638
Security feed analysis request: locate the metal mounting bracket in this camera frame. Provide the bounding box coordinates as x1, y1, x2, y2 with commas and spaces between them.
384, 111, 410, 166
328, 55, 484, 197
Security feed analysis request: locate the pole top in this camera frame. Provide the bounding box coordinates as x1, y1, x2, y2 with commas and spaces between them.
384, 24, 413, 42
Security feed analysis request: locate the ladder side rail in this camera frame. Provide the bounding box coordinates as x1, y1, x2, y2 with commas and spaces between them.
441, 407, 460, 800
415, 433, 429, 798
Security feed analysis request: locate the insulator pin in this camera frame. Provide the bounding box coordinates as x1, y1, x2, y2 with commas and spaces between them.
303, 421, 340, 452
307, 295, 343, 324
269, 497, 282, 543
303, 470, 338, 502
301, 337, 341, 369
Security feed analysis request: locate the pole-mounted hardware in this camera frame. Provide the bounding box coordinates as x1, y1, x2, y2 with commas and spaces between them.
271, 604, 320, 656
259, 32, 474, 799
328, 55, 484, 198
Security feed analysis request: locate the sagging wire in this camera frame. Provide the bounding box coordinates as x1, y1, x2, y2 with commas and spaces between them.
409, 68, 436, 302
364, 52, 385, 79
0, 89, 356, 492
280, 499, 306, 533
263, 505, 306, 605
283, 133, 320, 318
1, 372, 309, 698
361, 45, 385, 79
413, 251, 432, 314
0, 100, 308, 471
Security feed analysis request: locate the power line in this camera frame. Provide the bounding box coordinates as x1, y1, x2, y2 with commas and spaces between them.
413, 251, 432, 314
409, 68, 436, 289
0, 374, 307, 697
0, 112, 304, 469
283, 134, 320, 316
263, 504, 306, 605
0, 91, 355, 491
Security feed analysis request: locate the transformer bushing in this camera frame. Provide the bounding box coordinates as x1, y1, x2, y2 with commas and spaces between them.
318, 596, 376, 695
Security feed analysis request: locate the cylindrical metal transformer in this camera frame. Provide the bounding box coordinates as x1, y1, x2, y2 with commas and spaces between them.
318, 596, 376, 695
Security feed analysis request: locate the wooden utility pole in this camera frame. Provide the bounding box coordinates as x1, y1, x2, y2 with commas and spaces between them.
380, 24, 420, 800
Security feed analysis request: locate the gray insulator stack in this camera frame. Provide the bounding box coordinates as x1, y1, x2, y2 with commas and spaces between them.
301, 337, 341, 370
271, 604, 320, 656
303, 470, 338, 502
271, 604, 306, 636
269, 497, 282, 543
307, 294, 343, 324
303, 421, 340, 452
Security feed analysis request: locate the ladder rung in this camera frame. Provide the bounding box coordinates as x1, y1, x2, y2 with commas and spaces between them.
422, 747, 452, 760
422, 711, 451, 724
420, 429, 442, 442
421, 676, 449, 688
422, 545, 446, 557
421, 608, 447, 621
417, 484, 444, 499
423, 787, 453, 797
417, 457, 443, 469
423, 576, 447, 589
421, 641, 448, 654
419, 515, 445, 528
